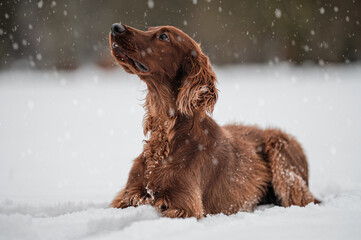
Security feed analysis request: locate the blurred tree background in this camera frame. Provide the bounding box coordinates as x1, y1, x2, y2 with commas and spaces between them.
0, 0, 360, 70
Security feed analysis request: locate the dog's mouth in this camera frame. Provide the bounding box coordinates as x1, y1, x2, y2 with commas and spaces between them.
111, 42, 149, 73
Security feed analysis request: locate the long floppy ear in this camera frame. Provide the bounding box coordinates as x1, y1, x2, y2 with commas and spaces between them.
176, 51, 218, 116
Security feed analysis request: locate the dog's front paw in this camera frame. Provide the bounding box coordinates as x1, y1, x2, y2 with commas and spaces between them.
153, 197, 203, 219
161, 208, 203, 219
110, 197, 131, 209
162, 208, 187, 218
111, 190, 151, 208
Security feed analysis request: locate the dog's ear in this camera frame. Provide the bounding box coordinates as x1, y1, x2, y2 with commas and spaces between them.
176, 50, 218, 116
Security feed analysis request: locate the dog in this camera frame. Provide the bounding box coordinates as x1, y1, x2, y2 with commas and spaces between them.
109, 23, 319, 218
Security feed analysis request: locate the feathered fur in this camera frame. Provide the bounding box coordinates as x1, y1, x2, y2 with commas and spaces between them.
109, 24, 319, 218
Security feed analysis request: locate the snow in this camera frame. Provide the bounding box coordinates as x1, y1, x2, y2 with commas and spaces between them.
36, 53, 42, 61
274, 9, 282, 19
1, 64, 361, 239
147, 0, 154, 9
37, 0, 44, 9
12, 43, 19, 50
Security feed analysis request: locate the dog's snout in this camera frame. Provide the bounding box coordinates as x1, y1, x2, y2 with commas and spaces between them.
111, 23, 125, 36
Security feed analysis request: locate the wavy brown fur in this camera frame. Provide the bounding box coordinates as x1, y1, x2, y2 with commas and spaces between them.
109, 24, 318, 218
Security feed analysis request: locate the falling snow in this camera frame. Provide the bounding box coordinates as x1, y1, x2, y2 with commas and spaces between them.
37, 0, 44, 9
168, 108, 175, 117
12, 42, 19, 50
36, 53, 42, 61
303, 45, 310, 52
147, 0, 154, 9
274, 9, 282, 18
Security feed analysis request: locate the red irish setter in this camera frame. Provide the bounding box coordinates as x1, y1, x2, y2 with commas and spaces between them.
109, 23, 319, 218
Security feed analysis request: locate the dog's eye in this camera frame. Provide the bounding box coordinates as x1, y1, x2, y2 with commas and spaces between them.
158, 33, 169, 42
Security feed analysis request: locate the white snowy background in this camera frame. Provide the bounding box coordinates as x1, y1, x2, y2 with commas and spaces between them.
0, 64, 361, 239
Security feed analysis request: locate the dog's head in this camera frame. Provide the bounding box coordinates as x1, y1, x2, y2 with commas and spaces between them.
110, 23, 218, 116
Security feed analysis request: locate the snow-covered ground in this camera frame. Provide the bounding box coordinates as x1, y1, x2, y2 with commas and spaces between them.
0, 64, 360, 239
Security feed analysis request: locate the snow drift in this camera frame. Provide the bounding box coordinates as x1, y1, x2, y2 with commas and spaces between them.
0, 64, 360, 239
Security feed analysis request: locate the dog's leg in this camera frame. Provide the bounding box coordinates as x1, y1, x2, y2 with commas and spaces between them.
264, 129, 318, 207
110, 154, 151, 208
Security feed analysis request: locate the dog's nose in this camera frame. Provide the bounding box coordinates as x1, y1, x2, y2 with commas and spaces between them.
111, 23, 125, 36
